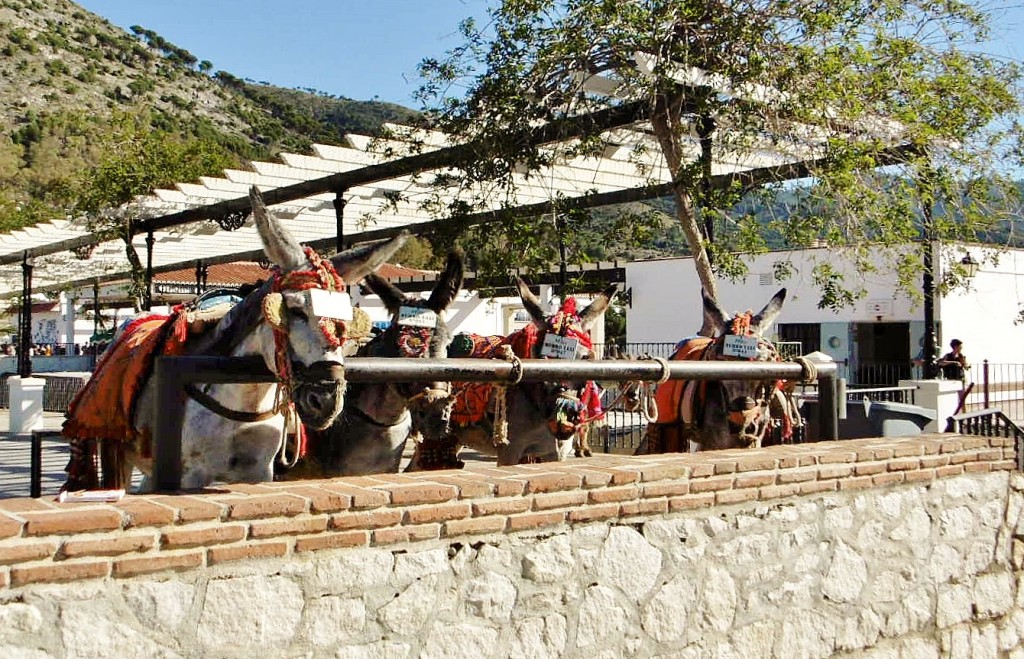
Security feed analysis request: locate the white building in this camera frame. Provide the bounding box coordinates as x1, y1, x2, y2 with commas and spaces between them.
625, 244, 1024, 378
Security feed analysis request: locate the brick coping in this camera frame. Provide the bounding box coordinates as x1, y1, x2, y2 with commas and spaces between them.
0, 433, 1014, 590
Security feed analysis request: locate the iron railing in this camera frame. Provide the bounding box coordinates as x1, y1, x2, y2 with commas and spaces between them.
945, 407, 1024, 470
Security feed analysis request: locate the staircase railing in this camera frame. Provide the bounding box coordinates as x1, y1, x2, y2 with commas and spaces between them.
945, 407, 1024, 470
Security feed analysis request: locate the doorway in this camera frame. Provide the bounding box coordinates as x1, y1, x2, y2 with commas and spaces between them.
852, 322, 911, 385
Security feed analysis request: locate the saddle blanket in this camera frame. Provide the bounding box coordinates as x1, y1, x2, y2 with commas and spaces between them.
652, 336, 712, 425
62, 314, 184, 443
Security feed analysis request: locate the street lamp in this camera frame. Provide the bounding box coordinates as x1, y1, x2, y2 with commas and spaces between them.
960, 253, 980, 278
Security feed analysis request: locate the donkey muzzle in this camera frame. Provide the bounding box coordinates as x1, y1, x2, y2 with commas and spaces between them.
292, 360, 346, 430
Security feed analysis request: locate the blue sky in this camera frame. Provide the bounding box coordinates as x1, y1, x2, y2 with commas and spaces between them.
74, 0, 492, 106
75, 0, 1023, 109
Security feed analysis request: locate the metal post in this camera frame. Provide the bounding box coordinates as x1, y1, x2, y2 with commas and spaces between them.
194, 260, 207, 297
18, 252, 33, 378
144, 230, 155, 311
152, 357, 185, 491
333, 191, 346, 253
818, 371, 839, 441
556, 214, 567, 296
921, 185, 939, 379
30, 430, 42, 498
983, 359, 990, 408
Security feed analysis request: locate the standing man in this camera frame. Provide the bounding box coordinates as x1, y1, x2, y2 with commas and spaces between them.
937, 339, 969, 382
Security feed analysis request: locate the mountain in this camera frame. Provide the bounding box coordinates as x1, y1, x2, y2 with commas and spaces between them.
0, 0, 419, 231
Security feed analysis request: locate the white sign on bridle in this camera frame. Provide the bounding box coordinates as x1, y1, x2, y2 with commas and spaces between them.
722, 335, 759, 359
398, 305, 438, 328
540, 333, 580, 359
307, 289, 353, 320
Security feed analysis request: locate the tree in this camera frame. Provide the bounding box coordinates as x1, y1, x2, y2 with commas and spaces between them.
413, 0, 1022, 325
73, 109, 237, 308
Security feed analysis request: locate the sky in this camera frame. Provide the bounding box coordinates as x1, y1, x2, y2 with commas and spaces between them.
74, 0, 1024, 110
74, 0, 493, 107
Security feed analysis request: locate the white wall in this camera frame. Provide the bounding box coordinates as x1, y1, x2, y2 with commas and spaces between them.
625, 245, 1024, 365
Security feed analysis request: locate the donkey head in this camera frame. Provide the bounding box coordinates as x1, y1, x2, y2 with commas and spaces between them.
249, 186, 407, 430
701, 287, 786, 449
516, 277, 617, 441
362, 249, 465, 441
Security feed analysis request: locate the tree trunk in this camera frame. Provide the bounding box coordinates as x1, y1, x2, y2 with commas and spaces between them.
651, 93, 719, 336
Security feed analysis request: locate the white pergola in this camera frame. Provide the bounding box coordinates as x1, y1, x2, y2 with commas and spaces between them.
0, 72, 909, 306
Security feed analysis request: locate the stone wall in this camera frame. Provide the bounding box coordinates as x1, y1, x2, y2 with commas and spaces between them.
0, 434, 1021, 658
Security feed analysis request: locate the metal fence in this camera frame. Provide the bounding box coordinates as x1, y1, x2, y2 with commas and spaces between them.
0, 373, 87, 413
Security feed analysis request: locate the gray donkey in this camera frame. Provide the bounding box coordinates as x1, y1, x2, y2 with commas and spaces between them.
294, 250, 465, 476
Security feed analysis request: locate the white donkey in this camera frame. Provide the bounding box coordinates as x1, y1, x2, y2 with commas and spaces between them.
64, 186, 407, 491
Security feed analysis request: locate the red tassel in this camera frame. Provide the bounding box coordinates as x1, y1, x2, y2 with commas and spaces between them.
560, 297, 577, 315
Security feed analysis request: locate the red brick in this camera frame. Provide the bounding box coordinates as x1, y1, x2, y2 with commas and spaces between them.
993, 460, 1018, 471
568, 504, 620, 523
372, 523, 441, 544
444, 516, 507, 537
0, 499, 55, 513
274, 486, 352, 514
22, 509, 123, 536
113, 552, 203, 578
936, 465, 965, 478
588, 486, 641, 504
523, 473, 583, 494
950, 452, 980, 465
331, 509, 403, 530
964, 462, 993, 473
939, 441, 964, 453
904, 468, 937, 483
493, 478, 527, 498
532, 491, 587, 511
0, 541, 57, 565
507, 511, 566, 532
249, 517, 329, 538
227, 495, 307, 520
152, 496, 225, 523
321, 483, 390, 508
838, 476, 876, 491
716, 488, 760, 505
892, 444, 924, 458
736, 457, 778, 472
604, 467, 641, 484
735, 473, 776, 489
161, 524, 247, 549
0, 514, 22, 540
668, 493, 716, 510
62, 535, 154, 558
979, 450, 1004, 461
776, 468, 817, 484
208, 541, 289, 565
799, 480, 838, 495
872, 473, 905, 486
642, 481, 691, 498
562, 467, 613, 488
382, 483, 458, 505
406, 502, 472, 524
689, 476, 735, 493
961, 437, 987, 450
472, 498, 530, 517
689, 463, 716, 477
854, 462, 887, 476
759, 484, 801, 500
921, 455, 951, 468
0, 568, 8, 588
889, 458, 921, 471
295, 530, 368, 552
620, 499, 668, 516
114, 499, 176, 528
11, 561, 110, 586
427, 476, 494, 499
818, 451, 857, 464
818, 464, 854, 479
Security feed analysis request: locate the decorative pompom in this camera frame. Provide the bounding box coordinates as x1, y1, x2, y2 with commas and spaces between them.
347, 306, 372, 339
263, 292, 286, 329
560, 297, 577, 316
449, 333, 475, 357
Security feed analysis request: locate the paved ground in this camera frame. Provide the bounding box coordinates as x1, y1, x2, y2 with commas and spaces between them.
0, 410, 70, 500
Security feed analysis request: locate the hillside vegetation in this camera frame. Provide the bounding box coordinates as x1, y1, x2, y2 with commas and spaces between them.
0, 0, 418, 232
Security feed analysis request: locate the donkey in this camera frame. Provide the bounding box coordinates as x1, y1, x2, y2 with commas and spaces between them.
297, 249, 465, 476
636, 288, 789, 453
410, 278, 616, 468
63, 186, 407, 491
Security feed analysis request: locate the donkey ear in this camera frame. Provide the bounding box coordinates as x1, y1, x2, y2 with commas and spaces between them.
578, 283, 618, 331
751, 287, 787, 332
515, 276, 547, 325
363, 273, 408, 313
701, 288, 729, 336
331, 231, 409, 284
425, 248, 464, 313
250, 186, 306, 271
